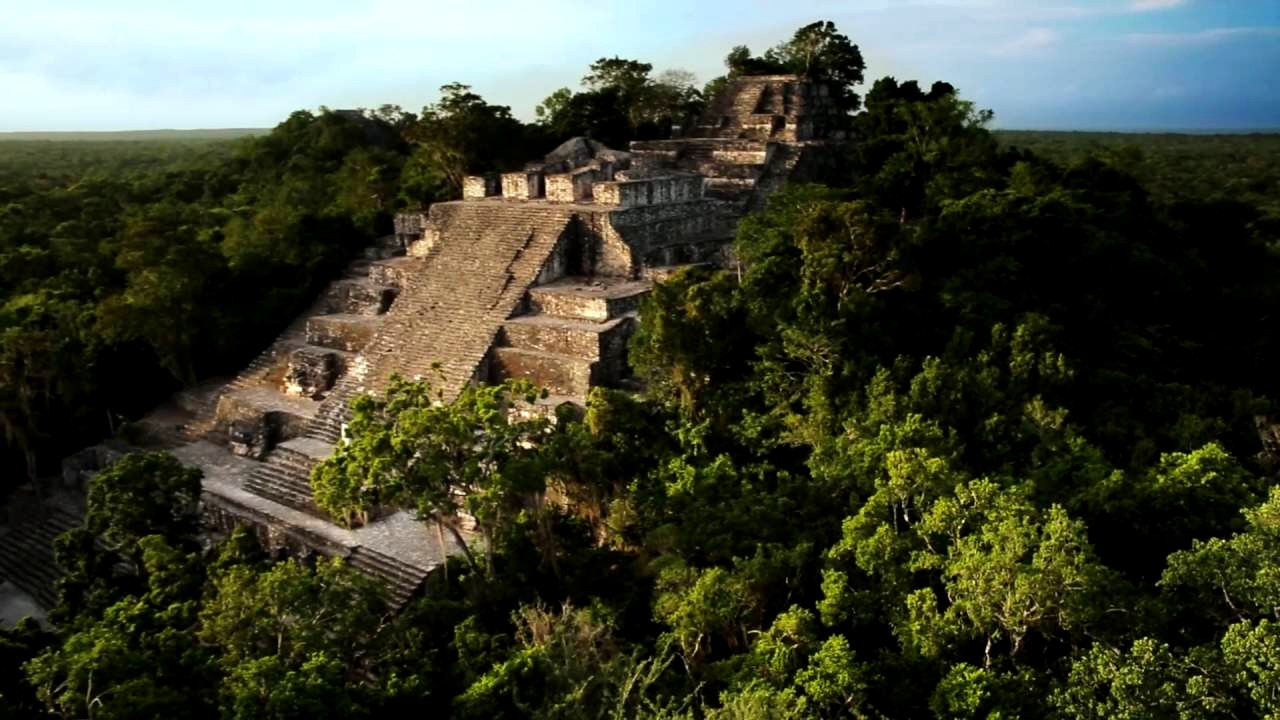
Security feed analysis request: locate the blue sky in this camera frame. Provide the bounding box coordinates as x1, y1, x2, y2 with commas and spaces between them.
2, 0, 1277, 131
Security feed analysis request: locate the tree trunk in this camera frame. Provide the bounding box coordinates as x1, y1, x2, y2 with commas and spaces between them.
439, 517, 478, 572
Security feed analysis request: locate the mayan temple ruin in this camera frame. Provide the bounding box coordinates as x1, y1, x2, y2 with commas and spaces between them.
0, 75, 847, 609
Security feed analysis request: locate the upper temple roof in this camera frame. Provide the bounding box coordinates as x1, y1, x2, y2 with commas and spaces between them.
537, 137, 630, 173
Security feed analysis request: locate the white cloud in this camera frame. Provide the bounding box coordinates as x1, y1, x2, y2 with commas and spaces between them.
1126, 26, 1280, 46
989, 27, 1059, 56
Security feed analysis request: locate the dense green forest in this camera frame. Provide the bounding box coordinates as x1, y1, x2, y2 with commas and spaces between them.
996, 130, 1280, 220
5, 21, 1280, 719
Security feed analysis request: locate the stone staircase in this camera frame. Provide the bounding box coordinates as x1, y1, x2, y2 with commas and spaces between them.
490, 276, 649, 402
307, 202, 577, 444
0, 505, 82, 609
242, 437, 332, 513
347, 546, 429, 609
177, 235, 405, 447
228, 202, 576, 520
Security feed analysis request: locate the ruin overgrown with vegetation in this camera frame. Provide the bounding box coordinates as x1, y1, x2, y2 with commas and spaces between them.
3, 21, 1280, 719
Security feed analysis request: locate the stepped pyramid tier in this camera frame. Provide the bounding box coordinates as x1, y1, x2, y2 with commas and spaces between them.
23, 76, 846, 612
685, 74, 849, 142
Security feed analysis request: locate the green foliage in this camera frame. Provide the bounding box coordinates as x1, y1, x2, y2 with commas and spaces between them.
6, 22, 1280, 720
997, 130, 1280, 221
720, 21, 866, 111
405, 83, 539, 199
313, 376, 555, 576
26, 536, 214, 720
52, 451, 202, 625
536, 58, 705, 147
0, 108, 404, 495
199, 556, 385, 717
0, 619, 53, 719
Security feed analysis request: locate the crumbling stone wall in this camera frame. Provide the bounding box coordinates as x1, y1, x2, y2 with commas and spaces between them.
689, 74, 848, 141
593, 174, 704, 208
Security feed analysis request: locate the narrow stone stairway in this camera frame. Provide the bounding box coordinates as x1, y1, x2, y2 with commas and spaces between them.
347, 546, 431, 609
0, 505, 82, 609
307, 202, 577, 444
242, 437, 333, 513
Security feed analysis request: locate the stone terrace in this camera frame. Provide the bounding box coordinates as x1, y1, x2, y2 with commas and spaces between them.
6, 75, 845, 611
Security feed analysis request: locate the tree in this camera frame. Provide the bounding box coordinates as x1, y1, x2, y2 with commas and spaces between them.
53, 451, 202, 624
0, 619, 53, 719
582, 58, 653, 97
198, 556, 385, 719
453, 604, 687, 720
406, 84, 532, 198
766, 21, 866, 110
312, 377, 555, 577
25, 536, 215, 720
1051, 638, 1228, 719
538, 60, 704, 145
720, 22, 866, 111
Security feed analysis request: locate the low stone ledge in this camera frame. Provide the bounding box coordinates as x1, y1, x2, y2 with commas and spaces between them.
305, 314, 379, 352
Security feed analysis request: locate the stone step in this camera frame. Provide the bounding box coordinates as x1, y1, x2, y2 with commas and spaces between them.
276, 437, 335, 466
346, 547, 427, 608
303, 203, 578, 436
243, 462, 318, 514
0, 508, 81, 610
497, 312, 633, 360
305, 314, 381, 352
704, 177, 758, 202
310, 426, 343, 445
490, 347, 597, 396
526, 277, 651, 322
694, 162, 764, 180
631, 137, 767, 152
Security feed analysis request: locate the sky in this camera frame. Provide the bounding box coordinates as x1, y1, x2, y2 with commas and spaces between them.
1, 0, 1278, 132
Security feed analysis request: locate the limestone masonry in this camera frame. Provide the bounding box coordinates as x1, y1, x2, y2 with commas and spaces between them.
0, 76, 845, 609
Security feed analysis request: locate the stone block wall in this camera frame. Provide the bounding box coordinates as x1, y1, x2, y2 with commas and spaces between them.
463, 174, 501, 199
573, 211, 637, 277
213, 396, 311, 459
535, 234, 573, 285
688, 75, 848, 141
393, 212, 428, 246
283, 347, 344, 398
501, 171, 545, 200
593, 175, 703, 208
546, 168, 598, 203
